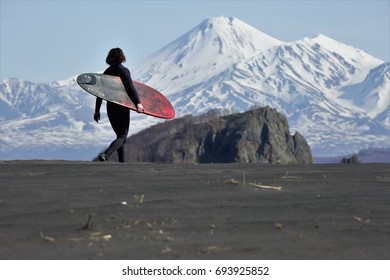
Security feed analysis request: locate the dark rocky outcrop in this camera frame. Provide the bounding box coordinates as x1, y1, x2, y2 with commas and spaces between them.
118, 107, 313, 164
341, 154, 361, 164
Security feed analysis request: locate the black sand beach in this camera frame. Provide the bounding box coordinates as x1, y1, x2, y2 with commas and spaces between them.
0, 161, 389, 260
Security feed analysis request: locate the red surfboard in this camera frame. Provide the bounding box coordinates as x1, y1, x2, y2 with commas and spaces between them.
77, 73, 175, 119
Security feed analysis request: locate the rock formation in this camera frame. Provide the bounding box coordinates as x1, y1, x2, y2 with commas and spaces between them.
118, 107, 313, 164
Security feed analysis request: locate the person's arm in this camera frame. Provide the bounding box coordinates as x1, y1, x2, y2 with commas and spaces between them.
94, 97, 103, 122
120, 67, 144, 113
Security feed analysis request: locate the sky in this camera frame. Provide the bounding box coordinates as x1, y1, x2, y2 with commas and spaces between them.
1, 0, 389, 83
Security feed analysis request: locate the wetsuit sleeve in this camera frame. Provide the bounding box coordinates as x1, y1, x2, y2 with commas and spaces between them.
95, 97, 103, 112
120, 67, 141, 106
94, 68, 111, 112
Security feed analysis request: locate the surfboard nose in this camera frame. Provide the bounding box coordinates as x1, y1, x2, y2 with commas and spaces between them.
77, 73, 97, 85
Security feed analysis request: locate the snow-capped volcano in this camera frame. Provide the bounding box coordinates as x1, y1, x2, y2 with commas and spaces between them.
1, 16, 389, 160
133, 17, 283, 94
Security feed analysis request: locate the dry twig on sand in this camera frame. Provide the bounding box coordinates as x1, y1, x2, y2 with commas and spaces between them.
249, 182, 282, 191
281, 172, 300, 180
79, 213, 95, 230
224, 178, 239, 185
354, 216, 370, 229
200, 245, 231, 255
133, 194, 145, 204
40, 231, 55, 243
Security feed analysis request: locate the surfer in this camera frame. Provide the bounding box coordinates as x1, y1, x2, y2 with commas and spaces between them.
94, 48, 144, 162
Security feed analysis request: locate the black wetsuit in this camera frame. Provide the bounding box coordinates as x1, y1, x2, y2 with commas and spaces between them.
95, 64, 140, 162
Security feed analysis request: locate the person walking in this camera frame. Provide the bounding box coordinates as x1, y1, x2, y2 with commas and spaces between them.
94, 48, 144, 162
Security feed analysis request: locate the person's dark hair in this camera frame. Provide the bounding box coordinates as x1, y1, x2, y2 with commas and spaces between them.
106, 48, 126, 65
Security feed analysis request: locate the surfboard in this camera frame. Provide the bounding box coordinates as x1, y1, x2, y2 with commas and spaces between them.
77, 73, 175, 119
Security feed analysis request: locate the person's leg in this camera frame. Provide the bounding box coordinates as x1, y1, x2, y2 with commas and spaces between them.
100, 104, 130, 162
117, 146, 125, 162
103, 128, 128, 159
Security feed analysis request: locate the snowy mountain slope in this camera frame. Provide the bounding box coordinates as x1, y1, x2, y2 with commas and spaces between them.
339, 62, 390, 121
0, 77, 85, 118
0, 78, 111, 159
133, 17, 283, 94
1, 16, 389, 160
312, 34, 383, 84
161, 33, 389, 156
